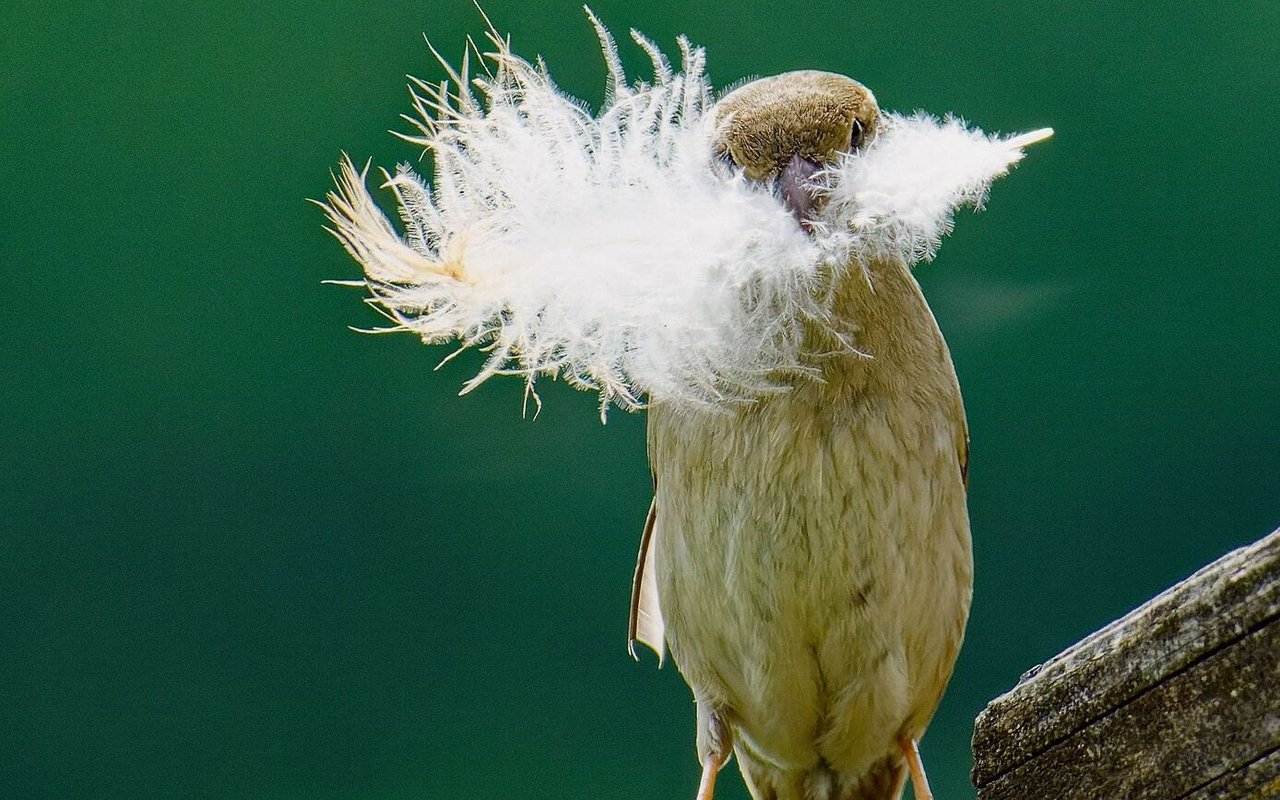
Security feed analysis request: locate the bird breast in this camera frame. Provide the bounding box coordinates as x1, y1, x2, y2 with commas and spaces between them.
647, 258, 973, 782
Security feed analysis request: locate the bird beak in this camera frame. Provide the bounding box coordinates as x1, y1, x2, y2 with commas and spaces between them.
776, 153, 825, 230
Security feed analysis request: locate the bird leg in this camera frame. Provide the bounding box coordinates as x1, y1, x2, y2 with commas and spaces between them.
898, 738, 933, 800
696, 755, 725, 800
695, 703, 733, 800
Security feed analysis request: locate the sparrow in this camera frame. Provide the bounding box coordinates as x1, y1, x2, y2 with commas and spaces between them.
630, 70, 972, 800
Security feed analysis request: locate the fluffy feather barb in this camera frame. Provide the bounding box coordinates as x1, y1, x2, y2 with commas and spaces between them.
318, 17, 1047, 415
818, 115, 1050, 264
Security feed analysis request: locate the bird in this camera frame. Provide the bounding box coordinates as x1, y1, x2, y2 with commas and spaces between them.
320, 24, 1048, 796
628, 70, 973, 800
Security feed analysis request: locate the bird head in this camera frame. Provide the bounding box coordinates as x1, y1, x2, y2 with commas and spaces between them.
713, 71, 879, 227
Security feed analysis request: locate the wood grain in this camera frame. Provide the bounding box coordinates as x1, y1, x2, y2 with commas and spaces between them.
972, 528, 1280, 798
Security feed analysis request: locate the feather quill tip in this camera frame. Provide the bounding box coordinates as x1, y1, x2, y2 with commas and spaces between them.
1007, 127, 1055, 149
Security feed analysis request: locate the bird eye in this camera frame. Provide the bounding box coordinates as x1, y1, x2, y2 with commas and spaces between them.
848, 119, 865, 150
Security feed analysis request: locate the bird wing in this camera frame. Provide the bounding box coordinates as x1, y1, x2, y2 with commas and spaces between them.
628, 495, 666, 663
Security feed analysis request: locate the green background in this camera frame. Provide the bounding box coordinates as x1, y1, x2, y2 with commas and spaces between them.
4, 1, 1278, 798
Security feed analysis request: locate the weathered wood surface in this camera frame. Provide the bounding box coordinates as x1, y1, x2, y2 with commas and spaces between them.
972, 527, 1280, 799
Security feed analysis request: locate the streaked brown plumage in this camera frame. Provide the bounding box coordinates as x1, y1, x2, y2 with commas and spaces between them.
630, 71, 972, 800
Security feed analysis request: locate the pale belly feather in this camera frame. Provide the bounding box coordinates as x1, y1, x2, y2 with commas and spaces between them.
649, 379, 971, 784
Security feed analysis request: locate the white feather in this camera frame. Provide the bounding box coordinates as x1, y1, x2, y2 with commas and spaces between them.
817, 114, 1044, 265
317, 16, 1047, 415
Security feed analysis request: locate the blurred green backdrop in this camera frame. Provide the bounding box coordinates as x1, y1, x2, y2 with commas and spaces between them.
3, 1, 1278, 798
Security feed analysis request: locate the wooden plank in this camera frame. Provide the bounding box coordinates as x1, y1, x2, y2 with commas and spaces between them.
975, 619, 1280, 799
1184, 746, 1280, 800
972, 528, 1280, 791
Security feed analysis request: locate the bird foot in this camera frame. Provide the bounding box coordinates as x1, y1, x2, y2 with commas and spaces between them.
898, 738, 933, 800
